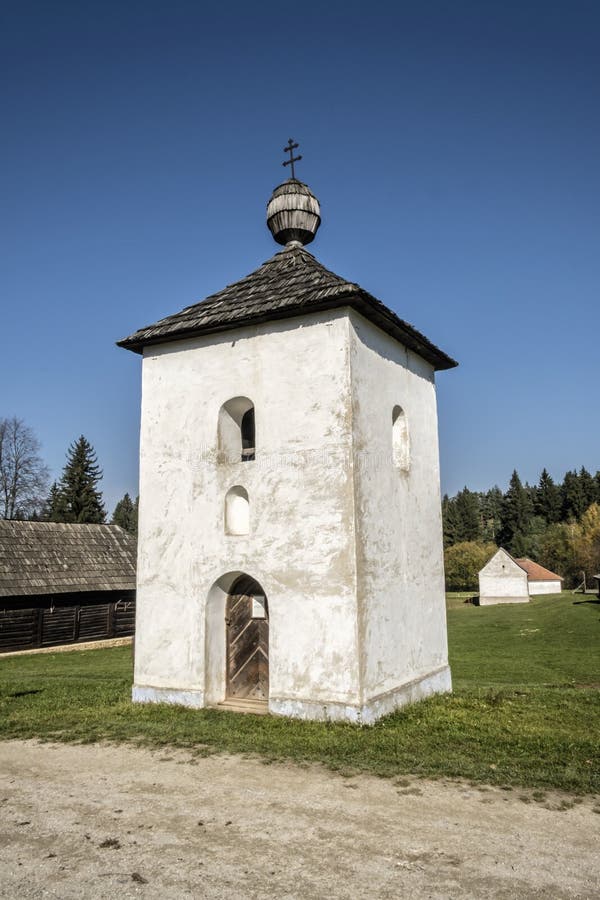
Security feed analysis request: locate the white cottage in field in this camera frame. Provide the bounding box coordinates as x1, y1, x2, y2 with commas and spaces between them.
118, 152, 457, 723
478, 548, 529, 605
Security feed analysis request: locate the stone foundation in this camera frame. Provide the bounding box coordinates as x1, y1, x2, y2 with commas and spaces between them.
133, 665, 452, 725
269, 665, 452, 724
132, 685, 205, 708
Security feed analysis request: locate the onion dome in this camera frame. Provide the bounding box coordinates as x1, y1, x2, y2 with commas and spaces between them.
266, 179, 321, 246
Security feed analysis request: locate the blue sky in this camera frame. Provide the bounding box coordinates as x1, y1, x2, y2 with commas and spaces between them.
1, 0, 599, 513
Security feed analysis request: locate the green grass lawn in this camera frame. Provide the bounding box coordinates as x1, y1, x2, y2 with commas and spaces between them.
0, 592, 598, 793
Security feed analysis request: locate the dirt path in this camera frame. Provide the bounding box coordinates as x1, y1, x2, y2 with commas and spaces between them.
0, 741, 598, 899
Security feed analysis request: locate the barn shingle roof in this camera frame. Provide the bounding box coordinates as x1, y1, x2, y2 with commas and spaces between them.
514, 558, 562, 582
0, 521, 136, 598
117, 244, 457, 371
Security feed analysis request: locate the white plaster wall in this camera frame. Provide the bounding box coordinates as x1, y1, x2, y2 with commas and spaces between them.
134, 311, 361, 708
528, 580, 562, 595
348, 313, 450, 704
479, 550, 529, 601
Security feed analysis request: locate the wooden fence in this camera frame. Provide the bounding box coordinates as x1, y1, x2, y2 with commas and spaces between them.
0, 593, 135, 653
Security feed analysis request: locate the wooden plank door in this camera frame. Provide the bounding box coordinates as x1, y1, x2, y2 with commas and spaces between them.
226, 592, 268, 700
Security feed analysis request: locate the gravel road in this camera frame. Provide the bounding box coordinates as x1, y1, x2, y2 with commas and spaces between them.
0, 740, 598, 899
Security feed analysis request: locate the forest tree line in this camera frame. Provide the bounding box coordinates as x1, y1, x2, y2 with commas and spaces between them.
443, 468, 600, 590
0, 416, 137, 535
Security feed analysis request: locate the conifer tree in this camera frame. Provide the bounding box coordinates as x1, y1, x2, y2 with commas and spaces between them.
525, 481, 538, 512
578, 467, 596, 511
535, 468, 562, 524
498, 470, 533, 551
442, 494, 461, 547
480, 486, 503, 542
45, 481, 68, 521
111, 493, 138, 535
50, 436, 106, 524
562, 470, 587, 520
454, 487, 481, 542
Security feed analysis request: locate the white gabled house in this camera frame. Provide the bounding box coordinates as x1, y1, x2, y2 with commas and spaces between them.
479, 549, 564, 604
478, 548, 529, 605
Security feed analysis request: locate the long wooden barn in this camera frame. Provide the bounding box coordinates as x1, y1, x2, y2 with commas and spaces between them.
0, 521, 136, 653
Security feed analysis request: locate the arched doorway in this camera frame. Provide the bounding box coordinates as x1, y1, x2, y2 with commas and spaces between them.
226, 574, 269, 701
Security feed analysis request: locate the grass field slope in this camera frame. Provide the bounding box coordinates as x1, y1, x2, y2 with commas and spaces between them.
1, 593, 598, 793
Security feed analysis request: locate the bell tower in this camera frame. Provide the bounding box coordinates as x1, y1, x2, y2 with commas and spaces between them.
118, 142, 456, 722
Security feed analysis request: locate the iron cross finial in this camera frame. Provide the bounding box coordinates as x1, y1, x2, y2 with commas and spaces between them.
282, 138, 302, 179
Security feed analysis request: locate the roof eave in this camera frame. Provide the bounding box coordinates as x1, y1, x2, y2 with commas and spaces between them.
117, 292, 458, 371
0, 583, 137, 599
349, 290, 458, 371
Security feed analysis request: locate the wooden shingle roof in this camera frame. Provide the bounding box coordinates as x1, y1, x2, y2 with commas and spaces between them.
117, 244, 457, 371
514, 558, 562, 582
0, 521, 136, 598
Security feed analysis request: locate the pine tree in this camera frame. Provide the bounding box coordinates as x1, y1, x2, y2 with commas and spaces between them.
480, 486, 503, 542
454, 487, 481, 542
498, 470, 533, 551
562, 470, 587, 521
535, 469, 562, 524
442, 494, 461, 547
594, 471, 600, 504
579, 467, 596, 511
50, 436, 106, 524
44, 481, 68, 521
525, 481, 538, 513
111, 493, 138, 535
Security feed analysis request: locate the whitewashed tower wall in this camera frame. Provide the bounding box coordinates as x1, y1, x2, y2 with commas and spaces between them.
133, 312, 363, 717
349, 314, 451, 714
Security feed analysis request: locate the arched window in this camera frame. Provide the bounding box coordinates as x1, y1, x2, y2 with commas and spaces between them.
241, 408, 255, 461
218, 397, 255, 463
392, 405, 410, 472
224, 486, 250, 535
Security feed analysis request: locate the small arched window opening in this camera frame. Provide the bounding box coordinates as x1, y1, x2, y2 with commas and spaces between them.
218, 397, 255, 463
241, 408, 255, 462
392, 405, 410, 472
224, 486, 250, 535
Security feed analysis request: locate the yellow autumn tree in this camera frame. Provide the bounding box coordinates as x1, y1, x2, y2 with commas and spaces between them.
543, 503, 600, 587
444, 541, 497, 591
576, 503, 600, 580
